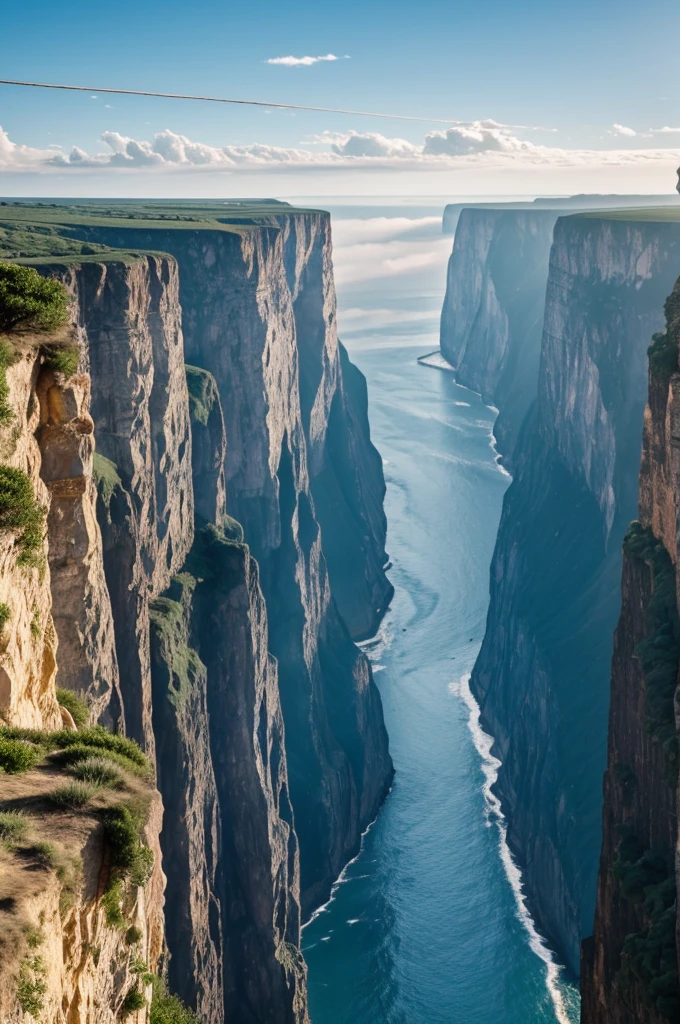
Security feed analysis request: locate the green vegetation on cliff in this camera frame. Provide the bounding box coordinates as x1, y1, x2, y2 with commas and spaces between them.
612, 825, 679, 1018
0, 465, 46, 566
0, 262, 69, 335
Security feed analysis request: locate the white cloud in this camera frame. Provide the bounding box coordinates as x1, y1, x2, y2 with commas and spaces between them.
610, 123, 637, 137
1, 122, 680, 180
653, 126, 680, 134
266, 53, 349, 66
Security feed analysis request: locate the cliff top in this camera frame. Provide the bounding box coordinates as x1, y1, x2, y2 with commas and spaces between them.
0, 199, 327, 262
579, 205, 680, 222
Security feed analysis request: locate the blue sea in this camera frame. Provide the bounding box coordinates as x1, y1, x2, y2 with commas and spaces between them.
287, 199, 581, 1024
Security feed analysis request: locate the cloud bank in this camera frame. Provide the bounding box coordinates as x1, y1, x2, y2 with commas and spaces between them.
1, 121, 680, 178
266, 53, 349, 66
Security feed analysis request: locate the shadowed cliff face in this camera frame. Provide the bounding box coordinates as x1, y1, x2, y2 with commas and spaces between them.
150, 369, 308, 1023
440, 208, 557, 461
74, 216, 394, 915
469, 216, 680, 974
581, 281, 680, 1024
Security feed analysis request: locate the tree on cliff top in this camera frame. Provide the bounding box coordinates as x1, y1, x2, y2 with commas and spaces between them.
0, 261, 69, 335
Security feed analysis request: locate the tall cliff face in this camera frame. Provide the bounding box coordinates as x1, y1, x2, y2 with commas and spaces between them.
581, 281, 680, 1024
440, 208, 557, 460
73, 215, 394, 915
56, 257, 195, 751
0, 307, 164, 1023
469, 216, 680, 974
2, 199, 393, 1022
150, 368, 308, 1023
0, 349, 61, 730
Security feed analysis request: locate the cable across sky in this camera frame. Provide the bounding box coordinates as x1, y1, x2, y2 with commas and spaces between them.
0, 78, 459, 124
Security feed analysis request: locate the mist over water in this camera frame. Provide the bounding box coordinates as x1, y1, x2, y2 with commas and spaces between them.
300, 201, 580, 1024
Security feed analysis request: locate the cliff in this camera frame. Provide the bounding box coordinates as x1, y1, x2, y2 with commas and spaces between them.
0, 198, 393, 1021
0, 291, 164, 1021
468, 214, 680, 974
581, 280, 680, 1023
439, 207, 557, 460
65, 211, 394, 915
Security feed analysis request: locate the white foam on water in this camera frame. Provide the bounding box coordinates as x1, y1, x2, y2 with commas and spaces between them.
302, 815, 380, 928
347, 919, 360, 925
450, 673, 573, 1024
454, 401, 471, 407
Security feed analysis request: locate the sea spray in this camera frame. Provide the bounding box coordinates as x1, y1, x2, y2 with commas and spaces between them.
451, 673, 577, 1024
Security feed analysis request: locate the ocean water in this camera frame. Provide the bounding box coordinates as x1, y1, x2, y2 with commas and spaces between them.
298, 200, 581, 1024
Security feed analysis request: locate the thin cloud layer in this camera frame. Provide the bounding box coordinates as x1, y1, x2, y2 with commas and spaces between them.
267, 53, 349, 66
1, 122, 680, 176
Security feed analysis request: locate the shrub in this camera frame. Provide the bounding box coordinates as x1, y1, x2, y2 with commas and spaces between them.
125, 925, 143, 946
16, 954, 47, 1016
73, 756, 123, 788
101, 878, 125, 928
56, 687, 90, 728
0, 602, 9, 632
41, 342, 80, 378
0, 810, 29, 843
48, 781, 99, 809
0, 262, 69, 335
150, 978, 200, 1024
121, 987, 146, 1018
103, 805, 154, 890
0, 736, 38, 773
0, 465, 45, 565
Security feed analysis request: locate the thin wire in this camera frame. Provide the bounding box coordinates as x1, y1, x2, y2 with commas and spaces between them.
0, 78, 459, 124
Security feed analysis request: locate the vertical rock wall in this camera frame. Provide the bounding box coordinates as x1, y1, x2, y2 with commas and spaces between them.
468, 216, 680, 973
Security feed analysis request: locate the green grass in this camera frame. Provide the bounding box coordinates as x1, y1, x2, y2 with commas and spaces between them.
72, 756, 124, 788
48, 781, 100, 809
125, 925, 143, 946
579, 207, 680, 223
0, 810, 29, 843
0, 736, 39, 774
56, 687, 90, 728
0, 602, 10, 631
0, 464, 46, 566
0, 724, 149, 768
16, 954, 47, 1016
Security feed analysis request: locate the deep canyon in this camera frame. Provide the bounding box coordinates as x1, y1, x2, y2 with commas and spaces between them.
1, 195, 680, 1024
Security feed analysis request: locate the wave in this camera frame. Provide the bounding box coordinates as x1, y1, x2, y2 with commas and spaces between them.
450, 673, 575, 1024
302, 814, 382, 928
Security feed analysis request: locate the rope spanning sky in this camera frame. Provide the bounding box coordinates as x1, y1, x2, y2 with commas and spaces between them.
0, 78, 458, 124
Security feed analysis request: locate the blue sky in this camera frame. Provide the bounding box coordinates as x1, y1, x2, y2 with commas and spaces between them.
2, 0, 680, 196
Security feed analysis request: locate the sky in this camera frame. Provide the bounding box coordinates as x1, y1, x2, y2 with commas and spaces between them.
1, 0, 680, 198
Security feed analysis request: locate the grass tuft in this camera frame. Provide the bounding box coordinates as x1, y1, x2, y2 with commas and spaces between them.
0, 810, 29, 843
121, 987, 146, 1018
48, 780, 99, 809
72, 755, 124, 788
